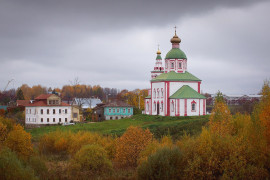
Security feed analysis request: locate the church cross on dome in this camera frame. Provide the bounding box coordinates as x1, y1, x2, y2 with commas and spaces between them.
174, 26, 177, 35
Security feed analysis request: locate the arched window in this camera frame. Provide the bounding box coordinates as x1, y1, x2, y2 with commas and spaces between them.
157, 89, 159, 98
154, 101, 156, 111
171, 101, 174, 112
161, 88, 163, 98
191, 100, 196, 112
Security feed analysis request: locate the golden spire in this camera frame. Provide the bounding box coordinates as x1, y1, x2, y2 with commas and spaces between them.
170, 25, 181, 44
157, 44, 161, 54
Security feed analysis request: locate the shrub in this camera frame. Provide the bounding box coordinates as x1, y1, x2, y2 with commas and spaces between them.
27, 156, 48, 180
68, 144, 113, 178
39, 131, 71, 154
138, 135, 173, 164
0, 147, 37, 180
114, 126, 153, 168
5, 124, 33, 158
137, 147, 183, 180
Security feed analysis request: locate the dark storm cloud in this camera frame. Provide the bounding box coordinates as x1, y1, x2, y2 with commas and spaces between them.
0, 0, 269, 93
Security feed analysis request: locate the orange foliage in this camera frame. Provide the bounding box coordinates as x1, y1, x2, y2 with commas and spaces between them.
114, 126, 153, 168
0, 109, 5, 117
5, 124, 33, 158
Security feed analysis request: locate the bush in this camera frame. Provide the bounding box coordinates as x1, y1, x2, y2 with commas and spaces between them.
68, 144, 113, 178
5, 124, 33, 158
114, 126, 153, 168
137, 147, 183, 180
27, 156, 48, 180
39, 131, 71, 155
0, 147, 37, 180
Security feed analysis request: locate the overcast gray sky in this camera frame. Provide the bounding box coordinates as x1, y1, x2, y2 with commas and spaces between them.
0, 0, 269, 94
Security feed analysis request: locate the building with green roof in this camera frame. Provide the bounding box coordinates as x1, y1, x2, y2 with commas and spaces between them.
144, 29, 206, 117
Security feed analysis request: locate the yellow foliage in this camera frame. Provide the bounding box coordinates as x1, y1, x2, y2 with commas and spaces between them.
209, 101, 233, 136
256, 81, 270, 146
177, 117, 269, 179
114, 126, 153, 168
5, 124, 33, 158
138, 135, 174, 165
0, 122, 8, 144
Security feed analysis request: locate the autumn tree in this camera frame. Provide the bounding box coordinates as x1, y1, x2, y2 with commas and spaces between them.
209, 91, 233, 136
68, 144, 113, 178
254, 80, 270, 145
5, 124, 33, 158
19, 84, 32, 100
114, 126, 153, 168
16, 88, 25, 100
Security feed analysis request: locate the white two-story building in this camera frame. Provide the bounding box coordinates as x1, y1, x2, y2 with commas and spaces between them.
25, 94, 72, 127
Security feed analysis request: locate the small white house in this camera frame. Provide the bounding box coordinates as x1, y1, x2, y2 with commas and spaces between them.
25, 94, 72, 127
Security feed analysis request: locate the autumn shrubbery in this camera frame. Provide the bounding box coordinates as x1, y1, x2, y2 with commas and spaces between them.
68, 144, 113, 178
114, 126, 153, 168
39, 130, 116, 159
137, 147, 183, 180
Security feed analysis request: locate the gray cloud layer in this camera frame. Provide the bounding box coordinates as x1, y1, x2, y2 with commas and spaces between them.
0, 0, 269, 94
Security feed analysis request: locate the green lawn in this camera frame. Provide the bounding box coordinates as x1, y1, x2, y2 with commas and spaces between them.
27, 114, 209, 141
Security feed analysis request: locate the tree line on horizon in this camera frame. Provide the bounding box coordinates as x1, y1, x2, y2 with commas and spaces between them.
0, 83, 149, 110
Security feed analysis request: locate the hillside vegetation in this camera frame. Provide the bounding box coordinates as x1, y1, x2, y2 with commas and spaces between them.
28, 114, 209, 141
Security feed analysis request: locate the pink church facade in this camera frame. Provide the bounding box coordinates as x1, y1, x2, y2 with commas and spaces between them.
144, 31, 206, 116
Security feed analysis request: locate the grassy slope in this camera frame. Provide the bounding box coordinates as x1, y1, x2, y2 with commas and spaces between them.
28, 114, 209, 141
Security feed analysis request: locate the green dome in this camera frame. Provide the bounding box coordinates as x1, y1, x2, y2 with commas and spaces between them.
156, 54, 162, 60
165, 48, 187, 59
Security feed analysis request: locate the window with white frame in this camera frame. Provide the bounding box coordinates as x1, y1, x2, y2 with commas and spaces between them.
157, 89, 159, 98
171, 101, 174, 112
128, 108, 131, 113
179, 62, 182, 68
41, 109, 43, 114
154, 89, 156, 98
161, 89, 163, 98
117, 108, 120, 113
123, 108, 126, 113
171, 62, 174, 68
113, 109, 115, 113
161, 102, 163, 112
109, 108, 111, 113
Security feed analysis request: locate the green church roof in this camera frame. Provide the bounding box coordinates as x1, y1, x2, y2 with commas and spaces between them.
151, 71, 201, 82
165, 48, 187, 59
170, 85, 206, 99
156, 55, 162, 60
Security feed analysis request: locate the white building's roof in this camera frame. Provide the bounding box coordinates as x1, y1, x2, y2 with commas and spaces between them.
74, 98, 102, 109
